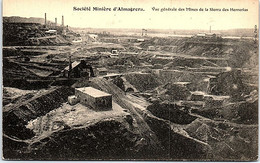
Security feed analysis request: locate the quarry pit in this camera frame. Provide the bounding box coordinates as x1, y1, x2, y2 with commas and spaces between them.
2, 24, 258, 161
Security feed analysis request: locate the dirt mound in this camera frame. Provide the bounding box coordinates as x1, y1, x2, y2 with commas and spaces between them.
156, 70, 205, 84
4, 120, 150, 160
154, 70, 209, 92
140, 37, 188, 49
124, 73, 161, 91
177, 41, 228, 57
3, 59, 39, 80
208, 70, 249, 99
111, 76, 125, 91
184, 119, 258, 160
3, 87, 35, 106
191, 97, 258, 125
226, 41, 257, 68
224, 100, 258, 124
142, 37, 256, 70
3, 22, 71, 46
3, 86, 74, 139
144, 112, 210, 160
147, 103, 196, 124
155, 82, 191, 100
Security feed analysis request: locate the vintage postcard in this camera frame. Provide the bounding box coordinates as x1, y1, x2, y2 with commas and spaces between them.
2, 0, 259, 161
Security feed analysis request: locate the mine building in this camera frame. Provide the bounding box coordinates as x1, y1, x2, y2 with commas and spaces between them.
62, 60, 94, 78
195, 33, 221, 39
45, 29, 57, 36
148, 46, 156, 51
196, 33, 206, 38
96, 67, 108, 76
137, 38, 145, 42
205, 33, 216, 38
110, 49, 119, 58
111, 49, 118, 54
68, 87, 112, 111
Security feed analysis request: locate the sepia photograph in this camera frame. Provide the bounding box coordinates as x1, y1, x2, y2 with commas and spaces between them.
2, 0, 259, 161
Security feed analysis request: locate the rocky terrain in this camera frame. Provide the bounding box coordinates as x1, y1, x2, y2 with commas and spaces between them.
3, 32, 258, 161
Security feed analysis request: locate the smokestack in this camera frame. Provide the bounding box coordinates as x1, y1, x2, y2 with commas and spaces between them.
210, 26, 211, 33
45, 13, 47, 25
62, 15, 64, 27
55, 18, 57, 26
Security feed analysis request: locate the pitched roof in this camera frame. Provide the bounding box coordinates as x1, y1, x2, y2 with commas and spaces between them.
64, 61, 81, 71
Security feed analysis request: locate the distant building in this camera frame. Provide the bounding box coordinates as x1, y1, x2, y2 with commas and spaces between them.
196, 33, 206, 37
45, 29, 57, 35
96, 67, 108, 76
148, 46, 156, 51
195, 33, 220, 39
137, 38, 145, 42
110, 53, 119, 58
110, 49, 119, 58
205, 33, 216, 38
111, 49, 118, 54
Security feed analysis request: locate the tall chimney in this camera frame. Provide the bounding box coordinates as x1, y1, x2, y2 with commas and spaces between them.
62, 15, 64, 27
45, 13, 47, 25
210, 26, 211, 33
55, 18, 57, 26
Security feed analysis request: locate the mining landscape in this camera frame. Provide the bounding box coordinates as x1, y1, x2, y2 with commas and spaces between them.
2, 15, 258, 161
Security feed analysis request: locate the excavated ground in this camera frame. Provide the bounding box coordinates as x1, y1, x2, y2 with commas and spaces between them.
3, 36, 258, 160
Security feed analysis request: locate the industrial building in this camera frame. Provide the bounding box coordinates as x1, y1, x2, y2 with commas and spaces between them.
70, 87, 112, 111
148, 46, 156, 51
62, 60, 94, 78
96, 68, 108, 76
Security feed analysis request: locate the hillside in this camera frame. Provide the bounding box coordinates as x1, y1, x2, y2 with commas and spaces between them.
3, 16, 52, 24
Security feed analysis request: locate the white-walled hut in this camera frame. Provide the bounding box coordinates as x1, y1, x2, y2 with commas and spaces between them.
75, 87, 112, 111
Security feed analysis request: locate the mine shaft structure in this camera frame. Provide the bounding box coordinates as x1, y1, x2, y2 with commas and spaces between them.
66, 56, 95, 79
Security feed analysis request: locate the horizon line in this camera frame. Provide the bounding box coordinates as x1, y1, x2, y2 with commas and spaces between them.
3, 15, 256, 31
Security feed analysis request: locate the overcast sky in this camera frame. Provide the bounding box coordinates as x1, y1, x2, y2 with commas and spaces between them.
3, 0, 259, 30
